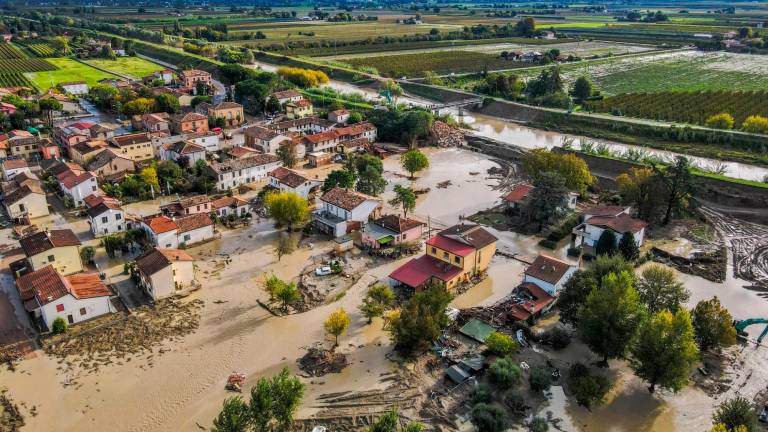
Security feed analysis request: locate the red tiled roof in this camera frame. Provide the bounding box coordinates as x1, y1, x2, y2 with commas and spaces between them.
227, 146, 258, 158
69, 121, 95, 130
272, 89, 301, 99
584, 206, 629, 218
426, 235, 475, 257
143, 215, 178, 234
211, 196, 248, 210
60, 170, 95, 189
389, 254, 462, 288
503, 183, 534, 204
16, 265, 68, 304
175, 212, 212, 233
1, 159, 28, 170
587, 213, 647, 234
269, 166, 309, 189
320, 187, 378, 211
439, 224, 498, 249
372, 214, 423, 234
525, 254, 572, 285
304, 130, 339, 144
508, 283, 556, 321
19, 229, 81, 257
290, 99, 312, 108
66, 273, 112, 299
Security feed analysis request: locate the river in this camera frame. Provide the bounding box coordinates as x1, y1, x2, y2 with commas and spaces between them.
252, 60, 768, 182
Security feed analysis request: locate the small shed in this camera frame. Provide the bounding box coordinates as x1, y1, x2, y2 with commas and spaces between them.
459, 318, 496, 343
445, 365, 470, 384
459, 356, 486, 374
307, 151, 334, 167
334, 235, 353, 253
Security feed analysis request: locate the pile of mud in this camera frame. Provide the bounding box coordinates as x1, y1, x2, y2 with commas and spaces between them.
0, 392, 24, 432
298, 346, 349, 377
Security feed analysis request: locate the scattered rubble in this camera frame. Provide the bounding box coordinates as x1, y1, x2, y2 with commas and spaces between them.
701, 207, 768, 288
647, 217, 727, 282
0, 391, 24, 432
298, 346, 349, 377
429, 121, 466, 148
436, 180, 452, 189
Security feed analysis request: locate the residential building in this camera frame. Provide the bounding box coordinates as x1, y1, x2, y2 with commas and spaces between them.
271, 89, 303, 105
208, 102, 244, 127
54, 122, 93, 149
59, 81, 88, 95
267, 167, 321, 198
269, 117, 334, 134
328, 109, 350, 124
2, 173, 48, 220
141, 215, 179, 249
161, 195, 211, 217
389, 224, 497, 291
69, 140, 108, 165
573, 206, 647, 248
132, 113, 170, 133
170, 112, 209, 134
0, 133, 8, 158
90, 124, 115, 141
8, 130, 40, 160
226, 145, 258, 159
206, 154, 282, 190
335, 122, 377, 142
312, 187, 381, 237
176, 213, 214, 247
1, 159, 30, 181
15, 266, 114, 330
303, 130, 341, 153
161, 140, 206, 168
186, 132, 220, 153
18, 229, 83, 276
361, 215, 424, 249
179, 69, 212, 94
336, 137, 369, 154
522, 254, 577, 296
86, 149, 136, 180
286, 99, 313, 119
135, 248, 197, 300
110, 132, 154, 162
87, 197, 126, 237
244, 126, 290, 154
58, 169, 98, 207
211, 196, 250, 218
153, 69, 175, 85
38, 138, 60, 160
502, 182, 577, 210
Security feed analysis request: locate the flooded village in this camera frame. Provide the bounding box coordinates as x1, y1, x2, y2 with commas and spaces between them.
0, 14, 768, 432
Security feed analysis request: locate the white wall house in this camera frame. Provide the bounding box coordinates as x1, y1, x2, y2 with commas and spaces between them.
574, 206, 646, 248
88, 202, 126, 237
211, 196, 251, 218
141, 213, 214, 248
244, 126, 290, 154
141, 215, 180, 249
59, 171, 98, 207
522, 254, 577, 296
3, 181, 48, 220
267, 167, 321, 198
135, 248, 197, 300
207, 154, 282, 191
313, 187, 381, 237
1, 159, 31, 181
186, 132, 220, 152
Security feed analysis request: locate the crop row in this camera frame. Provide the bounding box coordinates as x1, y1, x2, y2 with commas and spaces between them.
25, 42, 57, 57
0, 44, 27, 59
585, 91, 768, 127
0, 72, 33, 88
0, 58, 57, 73
346, 51, 524, 78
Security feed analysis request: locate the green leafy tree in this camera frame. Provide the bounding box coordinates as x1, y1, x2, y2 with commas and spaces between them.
265, 95, 281, 113
570, 76, 594, 102
154, 92, 180, 114
557, 270, 598, 326
521, 149, 593, 194
80, 246, 96, 264
322, 169, 356, 192
246, 368, 304, 432
348, 111, 364, 124
346, 154, 386, 196
595, 230, 617, 256
527, 67, 563, 98
485, 331, 517, 356
275, 282, 300, 312
529, 417, 549, 432
401, 110, 433, 147
212, 397, 250, 432
368, 407, 423, 432
636, 264, 689, 314
526, 171, 568, 231
528, 366, 552, 392
264, 191, 310, 231
471, 403, 507, 432
388, 285, 452, 356
616, 167, 663, 222
713, 396, 757, 432
52, 317, 67, 334
263, 274, 284, 301
39, 98, 63, 127
140, 167, 160, 194
489, 356, 522, 390
590, 254, 635, 284
389, 185, 416, 218
654, 156, 694, 225
618, 231, 640, 261
324, 308, 350, 347
359, 284, 395, 323
630, 309, 699, 393
691, 297, 737, 352
400, 149, 429, 178
579, 271, 646, 365
276, 142, 297, 168
567, 363, 610, 409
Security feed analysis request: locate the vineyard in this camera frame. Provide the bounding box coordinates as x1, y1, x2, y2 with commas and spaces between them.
345, 51, 524, 78
23, 41, 57, 57
0, 43, 26, 59
0, 72, 33, 87
586, 91, 768, 128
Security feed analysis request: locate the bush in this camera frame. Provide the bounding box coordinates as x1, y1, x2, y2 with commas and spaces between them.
540, 326, 571, 350
485, 331, 518, 356
528, 366, 552, 392
489, 357, 522, 390
471, 403, 507, 432
52, 317, 67, 334
567, 362, 611, 409
567, 247, 581, 257
538, 239, 558, 249
504, 392, 527, 416
473, 385, 493, 404
529, 417, 549, 432
713, 396, 758, 432
742, 115, 768, 134
705, 112, 735, 130
582, 253, 595, 262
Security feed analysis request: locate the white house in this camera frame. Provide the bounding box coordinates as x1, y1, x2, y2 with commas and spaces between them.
271, 89, 303, 105
59, 81, 89, 95
87, 197, 126, 237
161, 140, 206, 168
574, 206, 647, 248
141, 213, 214, 248
1, 158, 31, 181
58, 170, 98, 207
3, 173, 48, 220
186, 132, 220, 152
313, 187, 381, 237
267, 167, 321, 198
211, 196, 251, 218
141, 215, 180, 249
135, 247, 197, 300
269, 116, 335, 134
244, 126, 290, 154
328, 109, 350, 124
15, 265, 114, 330
522, 254, 577, 296
207, 154, 282, 191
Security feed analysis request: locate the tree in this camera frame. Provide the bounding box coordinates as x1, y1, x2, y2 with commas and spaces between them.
401, 110, 433, 147
400, 149, 429, 178
590, 254, 635, 284
557, 270, 598, 326
616, 167, 661, 222
527, 67, 563, 98
489, 356, 522, 389
389, 185, 416, 218
526, 171, 568, 231
570, 76, 593, 102
275, 281, 300, 312
529, 417, 549, 432
713, 396, 757, 432
630, 309, 699, 393
471, 403, 507, 432
52, 316, 67, 334
595, 230, 617, 256
381, 79, 404, 99
485, 331, 517, 356
246, 368, 304, 432
618, 232, 640, 261
80, 246, 96, 264
579, 271, 646, 365
324, 308, 350, 347
274, 234, 296, 261
348, 111, 364, 124
636, 264, 689, 314
276, 66, 329, 88
265, 96, 281, 113
528, 366, 552, 392
567, 363, 610, 409
276, 142, 297, 168
346, 154, 386, 196
38, 98, 62, 127
322, 169, 356, 192
705, 112, 735, 130
709, 425, 748, 432
691, 297, 737, 352
368, 407, 423, 432
212, 397, 249, 432
50, 36, 69, 55
521, 149, 593, 194
154, 93, 180, 114
140, 167, 160, 194
263, 274, 284, 301
654, 156, 694, 225
388, 285, 452, 356
359, 284, 395, 323
264, 191, 310, 231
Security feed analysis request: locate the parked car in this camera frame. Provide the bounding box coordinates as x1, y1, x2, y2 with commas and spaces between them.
315, 266, 333, 276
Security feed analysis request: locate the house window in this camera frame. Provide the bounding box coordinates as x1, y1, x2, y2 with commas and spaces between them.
184, 234, 191, 242
48, 254, 55, 262
116, 214, 121, 220
431, 247, 436, 254
102, 216, 108, 223
443, 252, 449, 260
67, 315, 73, 324
92, 186, 97, 192
454, 256, 460, 264
56, 304, 64, 312
80, 307, 86, 316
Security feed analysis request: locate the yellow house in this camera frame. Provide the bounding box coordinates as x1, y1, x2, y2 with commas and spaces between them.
18, 229, 83, 276
110, 132, 154, 162
286, 99, 313, 119
389, 224, 497, 291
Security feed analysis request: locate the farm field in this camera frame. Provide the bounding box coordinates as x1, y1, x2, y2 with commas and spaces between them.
344, 51, 525, 78
0, 72, 33, 87
0, 43, 26, 59
84, 56, 165, 79
226, 21, 461, 43
24, 57, 117, 91
19, 40, 57, 57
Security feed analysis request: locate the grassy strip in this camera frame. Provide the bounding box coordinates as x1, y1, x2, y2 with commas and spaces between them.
298, 89, 373, 111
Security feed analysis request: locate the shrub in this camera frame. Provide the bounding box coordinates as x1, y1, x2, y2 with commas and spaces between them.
567, 362, 611, 409
529, 417, 549, 432
540, 326, 571, 350
52, 317, 67, 334
528, 366, 552, 392
473, 385, 493, 404
741, 115, 768, 134
567, 247, 581, 257
471, 403, 507, 432
538, 239, 558, 249
705, 112, 735, 130
504, 392, 527, 416
489, 357, 522, 390
713, 396, 757, 432
582, 253, 595, 261
485, 331, 517, 356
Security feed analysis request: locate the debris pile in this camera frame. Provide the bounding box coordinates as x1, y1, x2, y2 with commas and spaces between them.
429, 121, 465, 148
0, 391, 24, 432
436, 180, 452, 189
298, 346, 349, 377
701, 207, 768, 288
42, 298, 204, 374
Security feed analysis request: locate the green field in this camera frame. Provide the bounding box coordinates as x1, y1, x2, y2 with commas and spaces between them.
346, 51, 524, 77
25, 57, 118, 91
84, 56, 165, 79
